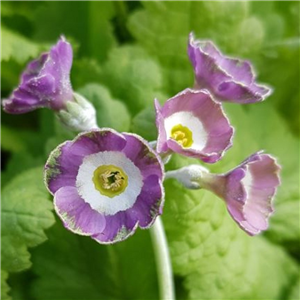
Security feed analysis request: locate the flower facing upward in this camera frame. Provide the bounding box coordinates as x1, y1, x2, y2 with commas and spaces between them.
169, 152, 281, 235
188, 33, 272, 103
2, 36, 73, 114
155, 89, 234, 163
44, 129, 164, 244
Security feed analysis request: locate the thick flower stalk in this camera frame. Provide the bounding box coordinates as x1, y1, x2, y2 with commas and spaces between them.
165, 152, 281, 235
188, 33, 272, 103
155, 88, 234, 163
3, 36, 73, 113
44, 128, 164, 244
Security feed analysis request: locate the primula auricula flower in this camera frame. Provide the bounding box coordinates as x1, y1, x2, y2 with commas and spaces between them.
167, 152, 280, 235
188, 33, 272, 104
44, 128, 164, 244
155, 88, 234, 163
2, 36, 73, 114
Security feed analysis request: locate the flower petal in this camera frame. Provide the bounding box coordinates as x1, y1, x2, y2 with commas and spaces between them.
2, 36, 73, 114
123, 132, 164, 179
156, 89, 233, 163
45, 129, 127, 194
54, 186, 106, 236
45, 129, 165, 244
188, 33, 272, 103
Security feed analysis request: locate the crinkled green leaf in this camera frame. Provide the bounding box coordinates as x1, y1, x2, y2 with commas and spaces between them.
71, 58, 102, 89
1, 167, 55, 272
131, 106, 157, 141
1, 270, 11, 300
31, 222, 158, 300
78, 83, 131, 132
288, 276, 300, 300
1, 27, 41, 64
164, 155, 298, 299
101, 45, 164, 114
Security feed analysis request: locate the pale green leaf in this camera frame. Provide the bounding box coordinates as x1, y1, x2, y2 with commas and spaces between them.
101, 45, 164, 114
78, 83, 131, 132
1, 167, 55, 273
131, 106, 157, 141
1, 270, 11, 300
1, 27, 41, 64
288, 276, 300, 300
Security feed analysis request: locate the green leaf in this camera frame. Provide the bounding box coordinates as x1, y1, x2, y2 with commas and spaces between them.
71, 58, 102, 90
1, 167, 55, 273
78, 83, 131, 132
1, 27, 41, 64
163, 155, 298, 299
131, 106, 157, 141
101, 45, 164, 115
1, 126, 27, 153
1, 270, 11, 300
33, 2, 116, 61
31, 222, 159, 300
288, 276, 300, 300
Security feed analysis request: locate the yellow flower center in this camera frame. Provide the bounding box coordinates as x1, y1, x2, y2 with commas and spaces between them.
171, 124, 193, 148
93, 165, 128, 198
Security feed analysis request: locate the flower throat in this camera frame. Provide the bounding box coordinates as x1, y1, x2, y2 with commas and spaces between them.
93, 165, 128, 198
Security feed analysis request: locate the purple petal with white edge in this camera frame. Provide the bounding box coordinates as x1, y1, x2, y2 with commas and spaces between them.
2, 36, 73, 114
44, 129, 127, 194
155, 99, 169, 154
54, 186, 106, 236
45, 128, 165, 244
122, 132, 164, 179
156, 88, 234, 163
203, 152, 281, 235
92, 175, 163, 244
188, 32, 272, 103
92, 210, 139, 244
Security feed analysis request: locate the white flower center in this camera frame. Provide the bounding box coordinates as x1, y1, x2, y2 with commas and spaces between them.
76, 151, 143, 215
164, 111, 207, 150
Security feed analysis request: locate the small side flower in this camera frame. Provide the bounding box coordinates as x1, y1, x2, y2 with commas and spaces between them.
2, 36, 73, 114
167, 152, 281, 235
155, 88, 234, 163
44, 128, 164, 244
188, 33, 272, 103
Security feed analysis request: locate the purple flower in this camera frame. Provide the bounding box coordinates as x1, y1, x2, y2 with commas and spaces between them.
201, 152, 281, 235
188, 33, 272, 103
44, 128, 164, 244
155, 88, 234, 163
2, 36, 73, 114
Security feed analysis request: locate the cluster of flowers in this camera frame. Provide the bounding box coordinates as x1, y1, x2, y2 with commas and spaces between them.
3, 34, 280, 244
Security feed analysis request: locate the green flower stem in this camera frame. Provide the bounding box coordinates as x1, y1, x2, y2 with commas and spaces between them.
150, 217, 175, 300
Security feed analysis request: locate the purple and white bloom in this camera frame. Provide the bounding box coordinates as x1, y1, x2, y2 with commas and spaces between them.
2, 36, 73, 114
44, 128, 164, 244
155, 89, 234, 163
188, 33, 272, 104
167, 152, 281, 235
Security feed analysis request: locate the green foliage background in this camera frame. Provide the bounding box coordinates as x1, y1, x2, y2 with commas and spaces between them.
1, 1, 299, 300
